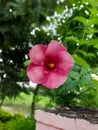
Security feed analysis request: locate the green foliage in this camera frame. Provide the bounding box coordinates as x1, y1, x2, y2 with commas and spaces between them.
0, 109, 13, 122
23, 60, 31, 67
35, 0, 98, 108
73, 54, 89, 68
93, 79, 98, 99
0, 0, 98, 109
54, 0, 98, 66
0, 109, 35, 130
0, 118, 35, 130
4, 117, 35, 130
42, 65, 98, 107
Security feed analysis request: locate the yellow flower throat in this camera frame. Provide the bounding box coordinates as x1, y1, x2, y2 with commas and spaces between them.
48, 63, 55, 69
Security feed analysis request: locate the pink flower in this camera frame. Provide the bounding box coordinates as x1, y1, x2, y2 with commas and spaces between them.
27, 40, 74, 89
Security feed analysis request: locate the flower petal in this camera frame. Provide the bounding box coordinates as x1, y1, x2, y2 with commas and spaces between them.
56, 51, 74, 74
29, 44, 47, 64
27, 62, 48, 84
45, 40, 66, 57
42, 70, 67, 89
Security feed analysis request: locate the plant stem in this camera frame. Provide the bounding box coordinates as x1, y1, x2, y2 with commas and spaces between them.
31, 84, 40, 116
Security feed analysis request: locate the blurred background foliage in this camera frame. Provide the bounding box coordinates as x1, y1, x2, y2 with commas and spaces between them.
0, 0, 98, 110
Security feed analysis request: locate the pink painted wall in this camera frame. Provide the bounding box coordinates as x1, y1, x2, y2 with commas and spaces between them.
36, 122, 62, 130
35, 110, 98, 130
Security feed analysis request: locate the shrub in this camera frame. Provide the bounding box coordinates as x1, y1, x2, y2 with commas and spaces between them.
3, 117, 36, 130
12, 113, 25, 120
0, 109, 13, 122
0, 121, 4, 130
0, 109, 36, 130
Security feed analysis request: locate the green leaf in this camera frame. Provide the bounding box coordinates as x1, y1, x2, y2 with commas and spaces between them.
74, 16, 89, 26
75, 17, 98, 26
77, 50, 96, 59
79, 39, 98, 47
89, 0, 98, 7
89, 18, 98, 25
23, 60, 31, 67
88, 8, 98, 17
86, 27, 98, 35
73, 54, 89, 68
94, 44, 98, 49
91, 67, 98, 74
93, 79, 98, 99
35, 96, 42, 102
66, 37, 79, 43
82, 0, 98, 7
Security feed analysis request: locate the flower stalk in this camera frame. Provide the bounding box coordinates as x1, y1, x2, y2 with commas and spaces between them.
31, 84, 40, 116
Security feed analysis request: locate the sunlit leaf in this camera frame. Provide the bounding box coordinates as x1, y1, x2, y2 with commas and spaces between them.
23, 60, 31, 67
73, 54, 89, 68
74, 16, 89, 26
94, 45, 98, 49
86, 27, 98, 35
89, 18, 98, 25
82, 0, 98, 7
88, 8, 98, 17
66, 37, 79, 43
79, 39, 98, 47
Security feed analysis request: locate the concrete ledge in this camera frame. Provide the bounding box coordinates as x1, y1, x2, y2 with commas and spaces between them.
35, 109, 98, 130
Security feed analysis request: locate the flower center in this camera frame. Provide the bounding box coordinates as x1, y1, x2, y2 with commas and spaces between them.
47, 63, 55, 69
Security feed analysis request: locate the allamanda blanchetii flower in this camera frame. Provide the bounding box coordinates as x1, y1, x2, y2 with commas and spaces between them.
27, 40, 74, 89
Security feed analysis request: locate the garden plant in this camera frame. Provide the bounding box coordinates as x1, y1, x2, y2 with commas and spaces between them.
0, 0, 98, 129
